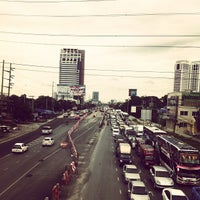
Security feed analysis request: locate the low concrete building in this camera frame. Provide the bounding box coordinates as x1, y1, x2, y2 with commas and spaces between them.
164, 91, 200, 135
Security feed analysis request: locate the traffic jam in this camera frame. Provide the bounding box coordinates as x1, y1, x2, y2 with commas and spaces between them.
108, 109, 200, 200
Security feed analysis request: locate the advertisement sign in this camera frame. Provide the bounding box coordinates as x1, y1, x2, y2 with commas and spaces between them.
131, 106, 136, 113
57, 85, 85, 97
141, 109, 152, 121
70, 85, 85, 96
129, 89, 137, 97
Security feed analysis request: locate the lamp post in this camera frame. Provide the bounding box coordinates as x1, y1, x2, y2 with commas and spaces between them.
29, 96, 34, 113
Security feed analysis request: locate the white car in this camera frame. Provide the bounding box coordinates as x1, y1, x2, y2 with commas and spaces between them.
162, 188, 189, 200
128, 180, 150, 200
123, 164, 141, 183
112, 128, 120, 137
150, 166, 174, 189
41, 126, 53, 135
42, 137, 54, 146
12, 143, 28, 153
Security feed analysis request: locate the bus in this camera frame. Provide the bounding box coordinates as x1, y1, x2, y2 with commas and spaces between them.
157, 134, 200, 185
143, 125, 167, 146
138, 143, 156, 167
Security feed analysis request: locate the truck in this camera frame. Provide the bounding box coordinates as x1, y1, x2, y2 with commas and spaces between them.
116, 142, 132, 166
138, 144, 156, 167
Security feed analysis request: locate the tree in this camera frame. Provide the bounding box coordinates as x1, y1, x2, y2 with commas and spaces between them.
9, 95, 33, 122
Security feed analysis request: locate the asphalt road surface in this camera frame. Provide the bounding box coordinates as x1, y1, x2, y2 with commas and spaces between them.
0, 112, 196, 200
0, 113, 100, 200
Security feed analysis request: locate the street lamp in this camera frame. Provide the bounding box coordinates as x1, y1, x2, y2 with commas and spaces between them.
29, 96, 34, 113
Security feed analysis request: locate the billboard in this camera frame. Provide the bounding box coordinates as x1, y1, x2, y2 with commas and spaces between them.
57, 85, 85, 97
141, 109, 152, 121
129, 89, 137, 97
70, 85, 85, 96
131, 106, 136, 113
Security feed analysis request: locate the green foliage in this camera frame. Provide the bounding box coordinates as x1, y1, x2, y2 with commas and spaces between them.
9, 95, 33, 121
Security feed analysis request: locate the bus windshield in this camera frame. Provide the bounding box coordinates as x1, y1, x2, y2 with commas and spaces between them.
177, 168, 200, 178
180, 152, 200, 165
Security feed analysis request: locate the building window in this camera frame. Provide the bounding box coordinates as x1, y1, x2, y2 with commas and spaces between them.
176, 64, 180, 70
192, 111, 197, 117
179, 122, 187, 127
180, 111, 188, 116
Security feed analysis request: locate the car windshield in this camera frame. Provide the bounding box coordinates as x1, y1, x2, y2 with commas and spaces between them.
43, 126, 51, 130
132, 186, 147, 195
172, 195, 188, 200
13, 145, 21, 149
127, 168, 138, 173
120, 154, 130, 158
178, 168, 200, 178
145, 156, 154, 161
156, 171, 169, 177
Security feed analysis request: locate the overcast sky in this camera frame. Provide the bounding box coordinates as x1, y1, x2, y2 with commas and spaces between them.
1, 0, 200, 103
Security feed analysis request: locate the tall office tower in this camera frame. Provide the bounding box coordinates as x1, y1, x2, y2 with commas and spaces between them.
57, 48, 85, 101
190, 61, 200, 92
59, 48, 85, 85
173, 60, 190, 92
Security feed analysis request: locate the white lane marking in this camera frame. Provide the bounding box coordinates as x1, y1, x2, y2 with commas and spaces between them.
0, 147, 61, 197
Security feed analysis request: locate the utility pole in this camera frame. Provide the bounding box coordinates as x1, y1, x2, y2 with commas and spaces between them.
51, 81, 55, 111
1, 60, 5, 97
8, 63, 15, 97
0, 60, 14, 114
173, 96, 179, 134
1, 61, 14, 97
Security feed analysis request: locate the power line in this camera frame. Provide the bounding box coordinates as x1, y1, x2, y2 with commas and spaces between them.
2, 61, 199, 82
1, 30, 200, 38
2, 61, 174, 73
15, 68, 200, 81
0, 0, 113, 3
15, 68, 174, 79
1, 39, 200, 48
1, 12, 200, 17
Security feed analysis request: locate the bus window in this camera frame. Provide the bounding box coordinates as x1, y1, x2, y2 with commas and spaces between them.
180, 153, 200, 164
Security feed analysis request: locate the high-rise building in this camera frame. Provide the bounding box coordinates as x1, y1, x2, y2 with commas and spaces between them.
174, 60, 190, 92
59, 48, 85, 85
190, 61, 200, 92
57, 48, 85, 101
92, 91, 99, 102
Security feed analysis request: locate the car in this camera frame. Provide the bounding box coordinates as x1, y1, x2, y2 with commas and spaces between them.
192, 187, 200, 200
128, 180, 151, 200
41, 126, 53, 135
42, 137, 54, 146
123, 164, 141, 183
149, 165, 174, 189
162, 188, 189, 200
12, 143, 28, 153
63, 113, 69, 118
114, 134, 126, 143
74, 115, 80, 120
112, 128, 120, 137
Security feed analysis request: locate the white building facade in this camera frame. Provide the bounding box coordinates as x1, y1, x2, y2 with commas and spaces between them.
174, 60, 200, 93
57, 48, 85, 101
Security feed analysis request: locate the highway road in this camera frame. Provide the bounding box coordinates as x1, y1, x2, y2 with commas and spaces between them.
0, 111, 196, 200
0, 113, 100, 200
77, 116, 194, 200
